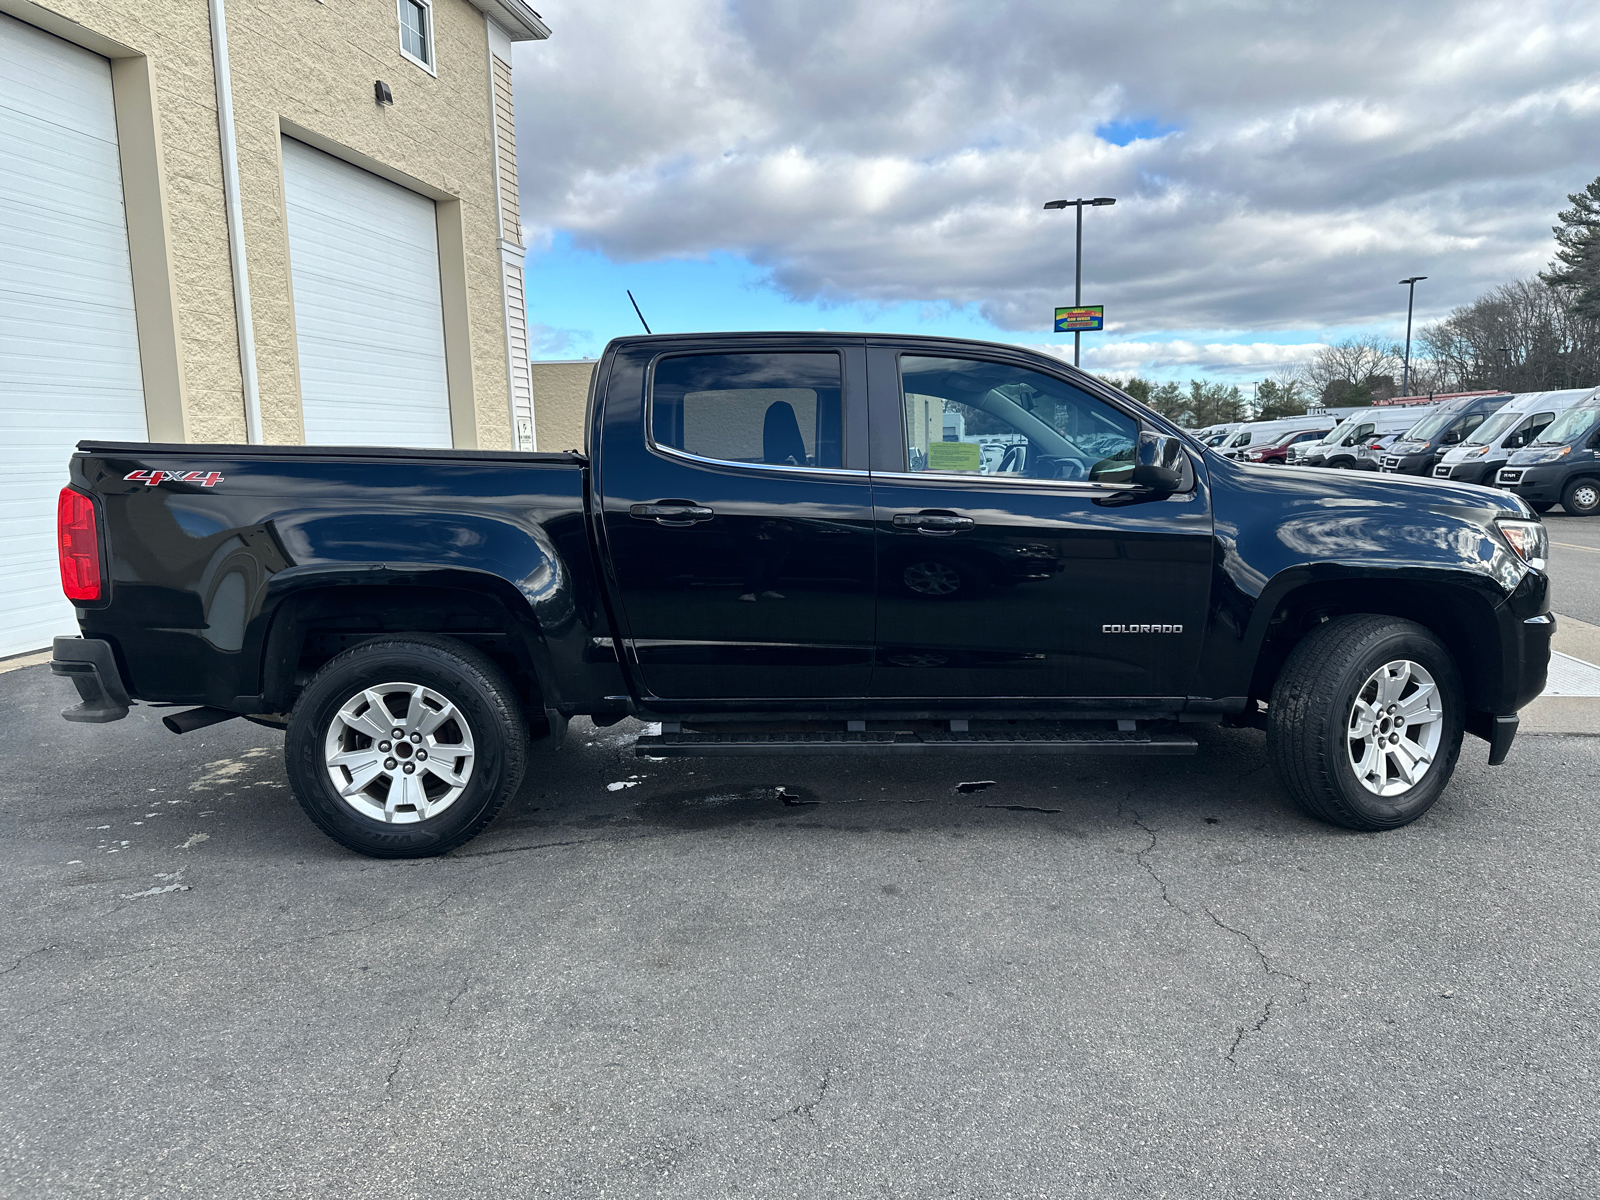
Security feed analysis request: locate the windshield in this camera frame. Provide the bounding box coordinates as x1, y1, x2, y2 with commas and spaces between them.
1466, 409, 1523, 446
1534, 401, 1600, 445
1403, 406, 1464, 442
1317, 421, 1353, 446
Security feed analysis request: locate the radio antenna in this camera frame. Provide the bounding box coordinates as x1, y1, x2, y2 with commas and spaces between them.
627, 290, 652, 334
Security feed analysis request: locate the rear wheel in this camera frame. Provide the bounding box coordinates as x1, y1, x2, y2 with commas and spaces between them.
286, 636, 527, 857
1268, 615, 1464, 831
1561, 478, 1600, 517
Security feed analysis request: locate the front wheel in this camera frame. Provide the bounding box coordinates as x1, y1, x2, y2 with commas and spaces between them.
1267, 615, 1464, 831
1561, 478, 1600, 517
286, 636, 528, 857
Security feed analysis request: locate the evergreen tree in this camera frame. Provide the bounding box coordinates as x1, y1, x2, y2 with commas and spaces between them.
1540, 175, 1600, 320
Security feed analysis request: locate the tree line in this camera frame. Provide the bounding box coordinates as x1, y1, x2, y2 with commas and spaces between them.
1103, 175, 1600, 426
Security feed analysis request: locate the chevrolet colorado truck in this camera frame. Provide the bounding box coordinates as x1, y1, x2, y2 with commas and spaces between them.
51, 333, 1554, 857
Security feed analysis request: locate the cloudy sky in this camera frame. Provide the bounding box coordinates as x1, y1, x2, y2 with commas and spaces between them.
510, 0, 1600, 382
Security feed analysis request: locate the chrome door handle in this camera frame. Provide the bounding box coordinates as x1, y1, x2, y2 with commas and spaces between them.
892, 512, 974, 534
630, 502, 715, 526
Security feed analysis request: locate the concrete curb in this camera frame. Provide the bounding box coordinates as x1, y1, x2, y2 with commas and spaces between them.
1525, 614, 1600, 735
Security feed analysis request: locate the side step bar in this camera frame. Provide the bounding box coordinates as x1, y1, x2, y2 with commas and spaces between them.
635, 729, 1197, 757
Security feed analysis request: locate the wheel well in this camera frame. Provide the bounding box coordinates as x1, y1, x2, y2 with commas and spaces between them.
260, 585, 551, 732
1247, 580, 1500, 713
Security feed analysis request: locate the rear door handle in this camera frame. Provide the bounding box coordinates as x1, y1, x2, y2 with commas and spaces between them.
892, 511, 974, 534
630, 502, 715, 526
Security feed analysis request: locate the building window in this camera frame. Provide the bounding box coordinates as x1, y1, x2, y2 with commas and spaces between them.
398, 0, 435, 72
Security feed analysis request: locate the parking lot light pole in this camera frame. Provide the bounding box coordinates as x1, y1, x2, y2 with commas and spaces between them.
1399, 276, 1426, 397
1045, 196, 1116, 366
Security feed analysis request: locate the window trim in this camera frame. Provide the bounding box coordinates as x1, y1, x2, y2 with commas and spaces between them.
397, 0, 439, 76
643, 348, 859, 476
889, 350, 1144, 489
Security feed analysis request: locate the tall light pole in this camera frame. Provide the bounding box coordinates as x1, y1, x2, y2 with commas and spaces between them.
1045, 196, 1116, 366
1399, 276, 1426, 397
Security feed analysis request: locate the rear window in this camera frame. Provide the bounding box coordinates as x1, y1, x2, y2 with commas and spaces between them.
650, 352, 844, 469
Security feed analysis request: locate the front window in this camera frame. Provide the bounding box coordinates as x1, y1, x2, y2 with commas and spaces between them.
1534, 401, 1600, 445
898, 355, 1138, 484
651, 352, 844, 469
1466, 409, 1521, 446
398, 0, 434, 70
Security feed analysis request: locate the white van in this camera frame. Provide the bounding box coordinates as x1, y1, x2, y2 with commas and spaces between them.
1220, 417, 1335, 460
1191, 422, 1244, 447
1433, 388, 1597, 486
1290, 406, 1436, 470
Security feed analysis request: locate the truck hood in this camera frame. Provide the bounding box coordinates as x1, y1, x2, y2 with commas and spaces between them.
1218, 455, 1534, 521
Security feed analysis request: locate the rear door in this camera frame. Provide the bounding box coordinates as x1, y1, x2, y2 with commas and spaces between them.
865, 344, 1212, 701
595, 339, 875, 702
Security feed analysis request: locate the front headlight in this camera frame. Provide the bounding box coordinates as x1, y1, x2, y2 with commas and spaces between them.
1496, 519, 1548, 571
1527, 446, 1572, 464
1465, 446, 1488, 457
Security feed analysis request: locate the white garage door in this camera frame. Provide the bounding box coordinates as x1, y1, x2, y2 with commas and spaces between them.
281, 138, 452, 448
0, 14, 147, 659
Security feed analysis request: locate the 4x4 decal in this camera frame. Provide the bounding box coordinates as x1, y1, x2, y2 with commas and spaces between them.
125, 470, 224, 488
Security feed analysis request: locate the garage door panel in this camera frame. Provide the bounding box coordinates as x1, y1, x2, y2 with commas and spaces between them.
0, 13, 146, 657
282, 137, 451, 449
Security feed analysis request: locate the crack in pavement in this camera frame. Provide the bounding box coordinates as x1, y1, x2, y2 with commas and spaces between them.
0, 945, 56, 978
1119, 793, 1310, 1065
384, 977, 472, 1109
769, 1068, 833, 1122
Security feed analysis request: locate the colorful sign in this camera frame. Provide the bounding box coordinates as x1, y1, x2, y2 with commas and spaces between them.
1054, 305, 1104, 332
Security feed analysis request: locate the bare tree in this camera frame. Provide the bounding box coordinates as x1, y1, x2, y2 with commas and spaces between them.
1418, 278, 1600, 392
1300, 336, 1403, 406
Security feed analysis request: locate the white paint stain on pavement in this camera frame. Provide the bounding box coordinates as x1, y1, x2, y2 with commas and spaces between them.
120, 883, 192, 900
178, 833, 210, 849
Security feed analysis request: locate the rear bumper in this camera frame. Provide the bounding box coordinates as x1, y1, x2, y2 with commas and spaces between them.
50, 636, 130, 723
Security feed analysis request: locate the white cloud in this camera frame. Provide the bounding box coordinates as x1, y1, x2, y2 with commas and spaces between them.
513, 0, 1600, 335
1057, 341, 1325, 376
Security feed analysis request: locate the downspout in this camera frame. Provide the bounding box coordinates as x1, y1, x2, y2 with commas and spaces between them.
208, 0, 263, 443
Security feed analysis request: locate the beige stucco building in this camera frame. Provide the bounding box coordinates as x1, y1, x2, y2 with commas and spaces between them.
0, 0, 547, 656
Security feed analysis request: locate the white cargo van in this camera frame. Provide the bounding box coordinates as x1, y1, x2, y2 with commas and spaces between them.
1433, 388, 1596, 486
1291, 406, 1437, 470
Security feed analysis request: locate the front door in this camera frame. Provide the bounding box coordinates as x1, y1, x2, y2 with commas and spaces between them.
866, 346, 1212, 701
596, 342, 875, 703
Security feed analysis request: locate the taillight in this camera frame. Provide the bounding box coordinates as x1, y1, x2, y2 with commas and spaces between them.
57, 486, 101, 601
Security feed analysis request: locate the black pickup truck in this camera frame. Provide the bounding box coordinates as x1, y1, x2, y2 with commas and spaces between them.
52, 333, 1554, 857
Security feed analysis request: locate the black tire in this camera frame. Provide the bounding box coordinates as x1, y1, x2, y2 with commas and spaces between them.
1328, 457, 1354, 469
1267, 615, 1464, 831
1560, 477, 1600, 517
1531, 502, 1555, 514
286, 636, 528, 858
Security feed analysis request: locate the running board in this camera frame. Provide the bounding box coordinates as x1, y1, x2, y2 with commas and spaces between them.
635, 729, 1197, 757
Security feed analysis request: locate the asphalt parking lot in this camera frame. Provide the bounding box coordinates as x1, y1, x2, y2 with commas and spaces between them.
3, 661, 1599, 1199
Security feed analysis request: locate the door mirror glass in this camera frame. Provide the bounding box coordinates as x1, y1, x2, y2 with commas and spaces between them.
897, 355, 1138, 484
1130, 432, 1189, 493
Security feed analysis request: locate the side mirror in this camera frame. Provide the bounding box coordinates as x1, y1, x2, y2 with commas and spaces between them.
1130, 432, 1188, 493
1441, 429, 1462, 445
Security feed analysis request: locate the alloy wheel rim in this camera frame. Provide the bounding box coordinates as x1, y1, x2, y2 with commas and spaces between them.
904, 562, 962, 596
323, 682, 476, 823
1346, 659, 1444, 797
